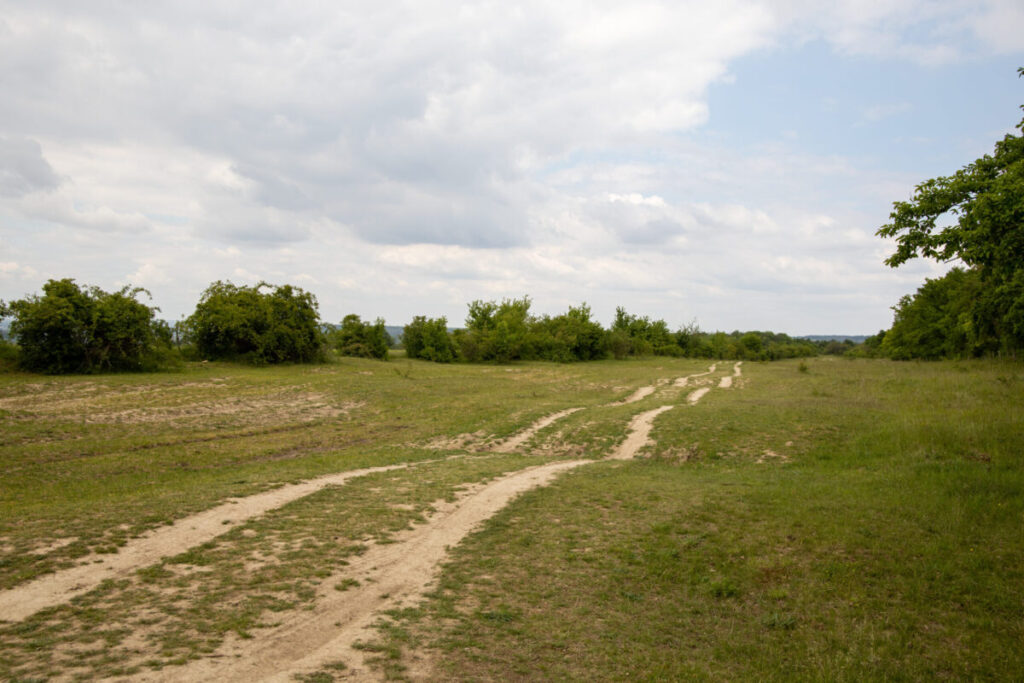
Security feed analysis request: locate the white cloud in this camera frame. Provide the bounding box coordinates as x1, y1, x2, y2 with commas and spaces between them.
0, 1, 1017, 334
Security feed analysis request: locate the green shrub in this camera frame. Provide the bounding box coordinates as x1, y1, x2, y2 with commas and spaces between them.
331, 314, 392, 360
403, 316, 456, 362
3, 279, 174, 374
185, 281, 325, 364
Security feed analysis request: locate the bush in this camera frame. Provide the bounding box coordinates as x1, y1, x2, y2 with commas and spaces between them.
185, 281, 325, 364
403, 316, 456, 362
3, 279, 173, 373
331, 314, 392, 360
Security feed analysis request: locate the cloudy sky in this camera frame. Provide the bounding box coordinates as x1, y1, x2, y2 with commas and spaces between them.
2, 1, 1023, 335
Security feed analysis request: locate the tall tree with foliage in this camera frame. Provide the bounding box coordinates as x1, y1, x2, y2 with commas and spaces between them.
876, 68, 1024, 356
3, 279, 172, 373
186, 281, 324, 364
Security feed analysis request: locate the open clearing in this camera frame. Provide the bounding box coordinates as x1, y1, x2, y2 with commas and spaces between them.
1, 357, 1022, 680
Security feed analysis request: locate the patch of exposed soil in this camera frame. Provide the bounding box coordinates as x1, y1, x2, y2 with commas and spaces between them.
687, 387, 711, 404
421, 431, 488, 451
611, 385, 656, 405
1, 384, 360, 427
609, 406, 675, 460
674, 364, 716, 387
756, 449, 791, 464
83, 395, 362, 426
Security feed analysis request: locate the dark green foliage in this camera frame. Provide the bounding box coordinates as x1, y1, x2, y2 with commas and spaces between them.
455, 298, 608, 363
331, 314, 392, 360
3, 279, 173, 374
876, 72, 1024, 358
530, 304, 609, 362
882, 268, 982, 360
611, 307, 673, 357
460, 297, 532, 362
408, 298, 818, 365
403, 316, 457, 362
185, 281, 325, 364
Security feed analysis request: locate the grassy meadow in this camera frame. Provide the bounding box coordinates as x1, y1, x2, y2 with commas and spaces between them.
0, 356, 1022, 680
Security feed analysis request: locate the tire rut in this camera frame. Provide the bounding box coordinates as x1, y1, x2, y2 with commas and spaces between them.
5, 362, 744, 681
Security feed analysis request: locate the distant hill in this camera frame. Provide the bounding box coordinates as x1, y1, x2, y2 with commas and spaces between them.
800, 335, 870, 343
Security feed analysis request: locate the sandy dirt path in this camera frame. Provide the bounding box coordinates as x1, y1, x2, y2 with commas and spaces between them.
718, 362, 742, 388
608, 405, 675, 460
0, 395, 657, 622
5, 364, 730, 679
0, 464, 412, 622
491, 408, 583, 453
687, 387, 711, 404
137, 401, 682, 681
141, 459, 590, 683
674, 364, 716, 387
612, 385, 657, 405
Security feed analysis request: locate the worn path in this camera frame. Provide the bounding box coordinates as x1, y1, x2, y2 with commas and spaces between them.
3, 361, 742, 681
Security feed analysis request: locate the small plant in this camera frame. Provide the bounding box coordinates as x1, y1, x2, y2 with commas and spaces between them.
761, 612, 797, 630
709, 579, 740, 598
798, 361, 809, 373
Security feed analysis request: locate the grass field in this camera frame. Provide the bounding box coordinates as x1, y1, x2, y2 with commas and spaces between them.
0, 356, 1022, 680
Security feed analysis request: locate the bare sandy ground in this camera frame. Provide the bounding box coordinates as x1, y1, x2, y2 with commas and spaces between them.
611, 385, 657, 405
674, 364, 716, 387
608, 406, 675, 460
718, 361, 743, 388
687, 387, 710, 404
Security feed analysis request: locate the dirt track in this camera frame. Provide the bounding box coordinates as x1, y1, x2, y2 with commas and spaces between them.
2, 362, 737, 680
0, 464, 408, 622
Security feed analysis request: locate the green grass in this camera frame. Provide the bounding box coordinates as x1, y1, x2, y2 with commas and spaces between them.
362, 357, 1024, 680
1, 356, 1022, 680
0, 356, 689, 590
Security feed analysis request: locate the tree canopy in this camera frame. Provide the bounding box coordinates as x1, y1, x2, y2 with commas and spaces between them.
876, 69, 1024, 357
185, 281, 325, 364
2, 279, 172, 373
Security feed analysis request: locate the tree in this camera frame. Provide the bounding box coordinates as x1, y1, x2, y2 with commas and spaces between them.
185, 281, 325, 364
876, 68, 1024, 355
4, 278, 171, 373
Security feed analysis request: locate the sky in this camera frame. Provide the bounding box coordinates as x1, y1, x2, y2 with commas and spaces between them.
1, 1, 1023, 336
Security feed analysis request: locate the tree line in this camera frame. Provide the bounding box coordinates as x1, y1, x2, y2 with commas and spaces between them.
1, 280, 827, 374
401, 297, 821, 364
